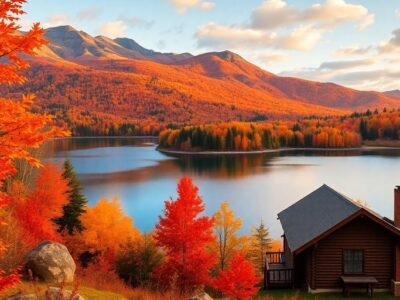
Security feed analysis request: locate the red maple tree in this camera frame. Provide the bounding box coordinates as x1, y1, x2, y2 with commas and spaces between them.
14, 163, 69, 246
155, 177, 215, 293
212, 252, 261, 300
0, 0, 68, 291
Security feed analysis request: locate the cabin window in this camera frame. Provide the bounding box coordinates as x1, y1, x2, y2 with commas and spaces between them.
343, 249, 364, 274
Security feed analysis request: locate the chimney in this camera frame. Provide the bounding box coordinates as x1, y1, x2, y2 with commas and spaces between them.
395, 186, 400, 228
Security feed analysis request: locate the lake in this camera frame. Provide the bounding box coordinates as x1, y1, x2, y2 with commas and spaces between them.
45, 137, 400, 239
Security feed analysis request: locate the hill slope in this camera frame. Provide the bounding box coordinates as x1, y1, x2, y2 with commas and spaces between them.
2, 25, 399, 135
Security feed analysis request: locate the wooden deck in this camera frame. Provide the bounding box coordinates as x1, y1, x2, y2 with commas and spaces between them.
264, 252, 294, 289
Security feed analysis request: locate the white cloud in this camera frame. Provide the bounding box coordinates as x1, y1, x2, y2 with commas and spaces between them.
77, 7, 102, 20
335, 45, 372, 56
255, 52, 289, 68
279, 58, 399, 91
250, 0, 374, 30
43, 15, 70, 28
197, 23, 323, 51
319, 59, 374, 71
167, 0, 215, 14
396, 9, 400, 18
118, 15, 154, 29
197, 23, 274, 49
98, 20, 126, 38
197, 0, 373, 52
379, 28, 400, 53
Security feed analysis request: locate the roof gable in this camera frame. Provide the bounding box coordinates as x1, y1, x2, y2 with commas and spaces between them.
278, 184, 361, 253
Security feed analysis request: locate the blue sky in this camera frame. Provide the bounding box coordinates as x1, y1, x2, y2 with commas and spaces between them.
21, 0, 400, 91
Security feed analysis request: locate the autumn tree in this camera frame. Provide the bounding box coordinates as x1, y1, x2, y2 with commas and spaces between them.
67, 198, 140, 266
14, 163, 69, 246
0, 0, 68, 291
55, 159, 88, 235
212, 201, 246, 271
116, 233, 164, 287
212, 252, 261, 300
249, 221, 272, 273
155, 177, 215, 293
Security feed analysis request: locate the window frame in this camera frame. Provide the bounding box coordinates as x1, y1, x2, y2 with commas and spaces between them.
342, 249, 365, 275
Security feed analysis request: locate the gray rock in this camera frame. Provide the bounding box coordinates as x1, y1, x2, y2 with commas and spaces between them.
6, 294, 38, 300
24, 241, 76, 283
45, 287, 85, 300
189, 292, 214, 300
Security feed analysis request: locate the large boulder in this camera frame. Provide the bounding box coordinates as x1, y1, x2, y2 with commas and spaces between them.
24, 241, 76, 283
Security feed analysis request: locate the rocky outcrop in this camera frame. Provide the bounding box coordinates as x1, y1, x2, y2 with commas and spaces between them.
45, 287, 85, 300
24, 241, 76, 283
6, 288, 85, 300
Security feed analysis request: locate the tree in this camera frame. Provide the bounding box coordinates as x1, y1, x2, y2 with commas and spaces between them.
249, 221, 272, 273
116, 233, 164, 287
67, 198, 140, 264
55, 159, 88, 235
212, 252, 261, 300
0, 0, 68, 291
14, 163, 69, 246
212, 201, 244, 271
155, 177, 215, 293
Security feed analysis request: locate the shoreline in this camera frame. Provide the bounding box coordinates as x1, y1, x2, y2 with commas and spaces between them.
157, 145, 400, 155
54, 136, 158, 139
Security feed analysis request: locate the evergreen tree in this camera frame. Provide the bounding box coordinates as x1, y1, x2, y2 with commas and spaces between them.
250, 220, 272, 273
55, 159, 88, 234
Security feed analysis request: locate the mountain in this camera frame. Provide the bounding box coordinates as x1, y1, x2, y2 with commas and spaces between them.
385, 90, 400, 98
2, 25, 399, 135
40, 25, 192, 63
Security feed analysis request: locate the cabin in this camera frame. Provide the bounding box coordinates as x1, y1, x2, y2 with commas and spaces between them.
265, 184, 400, 296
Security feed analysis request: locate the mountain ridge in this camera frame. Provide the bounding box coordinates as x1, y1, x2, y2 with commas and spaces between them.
3, 25, 398, 134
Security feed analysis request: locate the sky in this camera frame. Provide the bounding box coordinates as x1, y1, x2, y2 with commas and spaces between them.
20, 0, 400, 91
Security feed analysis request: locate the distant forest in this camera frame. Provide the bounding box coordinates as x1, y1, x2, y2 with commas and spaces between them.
159, 109, 400, 151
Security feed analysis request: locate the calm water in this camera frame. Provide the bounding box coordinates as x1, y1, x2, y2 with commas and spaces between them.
44, 137, 400, 239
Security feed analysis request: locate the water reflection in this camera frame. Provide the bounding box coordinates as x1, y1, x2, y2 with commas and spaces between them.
45, 138, 400, 238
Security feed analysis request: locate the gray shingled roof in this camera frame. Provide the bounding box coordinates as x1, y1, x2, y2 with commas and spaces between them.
278, 184, 362, 253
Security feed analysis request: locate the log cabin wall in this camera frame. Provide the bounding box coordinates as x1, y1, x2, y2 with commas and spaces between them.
309, 216, 398, 289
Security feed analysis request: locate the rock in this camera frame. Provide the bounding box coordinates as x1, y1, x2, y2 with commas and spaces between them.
6, 294, 38, 300
45, 287, 85, 300
189, 292, 214, 300
24, 241, 76, 283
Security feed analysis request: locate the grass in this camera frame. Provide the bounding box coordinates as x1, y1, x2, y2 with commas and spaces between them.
257, 289, 397, 300
1, 282, 128, 299
0, 280, 187, 300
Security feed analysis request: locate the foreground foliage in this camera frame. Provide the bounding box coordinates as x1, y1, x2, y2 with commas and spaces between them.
0, 0, 68, 291
155, 177, 215, 294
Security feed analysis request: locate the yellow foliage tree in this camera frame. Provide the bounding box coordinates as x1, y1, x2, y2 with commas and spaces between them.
212, 201, 249, 270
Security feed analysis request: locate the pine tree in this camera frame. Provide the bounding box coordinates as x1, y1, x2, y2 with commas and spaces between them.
55, 159, 88, 234
250, 220, 272, 273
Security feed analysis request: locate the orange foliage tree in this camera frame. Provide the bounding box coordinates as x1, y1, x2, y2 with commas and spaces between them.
14, 163, 69, 246
212, 252, 261, 300
66, 198, 140, 268
0, 0, 68, 291
155, 177, 215, 293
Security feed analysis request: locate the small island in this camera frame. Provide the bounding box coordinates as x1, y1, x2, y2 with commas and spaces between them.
158, 110, 400, 153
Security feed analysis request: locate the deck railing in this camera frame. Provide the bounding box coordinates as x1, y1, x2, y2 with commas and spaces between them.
266, 268, 294, 288
266, 251, 285, 264
264, 252, 293, 289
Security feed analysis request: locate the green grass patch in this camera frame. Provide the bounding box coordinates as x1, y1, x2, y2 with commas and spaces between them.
257, 289, 397, 299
